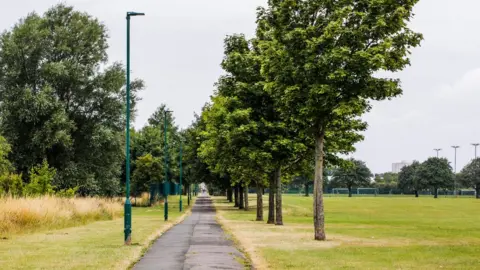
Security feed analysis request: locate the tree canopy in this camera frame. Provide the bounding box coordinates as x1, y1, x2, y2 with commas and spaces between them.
415, 158, 454, 198
458, 158, 480, 199
331, 159, 372, 197
398, 161, 425, 197
255, 0, 423, 240
0, 4, 145, 196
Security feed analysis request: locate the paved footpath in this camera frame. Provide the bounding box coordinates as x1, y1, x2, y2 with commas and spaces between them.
134, 195, 246, 270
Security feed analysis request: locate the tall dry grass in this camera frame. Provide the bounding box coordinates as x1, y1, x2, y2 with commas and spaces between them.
132, 192, 154, 207
0, 196, 123, 236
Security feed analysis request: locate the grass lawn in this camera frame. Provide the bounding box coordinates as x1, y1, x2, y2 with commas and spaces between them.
214, 195, 480, 270
0, 196, 194, 270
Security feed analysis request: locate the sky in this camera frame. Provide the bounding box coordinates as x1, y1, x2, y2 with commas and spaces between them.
2, 0, 480, 173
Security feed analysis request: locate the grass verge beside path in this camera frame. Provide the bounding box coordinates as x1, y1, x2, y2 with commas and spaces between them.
0, 196, 195, 270
214, 195, 480, 270
0, 196, 122, 236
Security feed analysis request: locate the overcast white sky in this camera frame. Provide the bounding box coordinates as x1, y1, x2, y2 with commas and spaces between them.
3, 0, 480, 173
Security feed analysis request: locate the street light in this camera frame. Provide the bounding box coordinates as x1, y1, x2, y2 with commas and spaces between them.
164, 110, 172, 221
472, 143, 479, 159
434, 148, 442, 158
179, 140, 183, 212
451, 146, 460, 196
124, 11, 144, 245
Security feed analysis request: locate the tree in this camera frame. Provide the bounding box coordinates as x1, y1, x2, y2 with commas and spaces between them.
416, 158, 454, 198
0, 4, 144, 196
458, 158, 480, 199
373, 172, 398, 193
331, 159, 372, 197
0, 173, 24, 196
132, 154, 163, 195
0, 136, 23, 196
398, 161, 424, 197
199, 34, 305, 224
256, 0, 423, 240
291, 176, 314, 197
0, 136, 13, 175
182, 111, 214, 191
25, 160, 56, 196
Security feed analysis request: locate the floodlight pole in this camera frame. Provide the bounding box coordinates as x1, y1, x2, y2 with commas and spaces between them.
472, 143, 479, 159
124, 11, 145, 245
434, 148, 442, 158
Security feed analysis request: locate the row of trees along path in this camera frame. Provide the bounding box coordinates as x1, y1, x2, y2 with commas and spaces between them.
183, 0, 423, 241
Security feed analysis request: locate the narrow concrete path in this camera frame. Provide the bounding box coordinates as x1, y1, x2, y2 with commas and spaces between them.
134, 195, 245, 270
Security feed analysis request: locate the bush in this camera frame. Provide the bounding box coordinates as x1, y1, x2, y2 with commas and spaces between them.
25, 160, 56, 196
0, 136, 13, 174
0, 173, 24, 197
56, 187, 79, 198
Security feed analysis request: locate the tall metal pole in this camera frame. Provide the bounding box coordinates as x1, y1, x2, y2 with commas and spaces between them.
179, 141, 183, 212
124, 11, 144, 245
164, 110, 172, 221
434, 148, 442, 158
451, 146, 460, 196
472, 143, 479, 159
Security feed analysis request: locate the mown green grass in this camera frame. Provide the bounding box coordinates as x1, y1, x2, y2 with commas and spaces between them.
214, 195, 480, 270
0, 196, 194, 270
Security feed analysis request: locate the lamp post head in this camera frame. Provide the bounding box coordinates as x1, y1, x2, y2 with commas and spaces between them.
127, 12, 145, 17
472, 143, 480, 147
451, 146, 460, 149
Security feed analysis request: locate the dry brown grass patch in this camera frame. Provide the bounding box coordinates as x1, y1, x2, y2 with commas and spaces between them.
215, 208, 472, 270
0, 196, 122, 236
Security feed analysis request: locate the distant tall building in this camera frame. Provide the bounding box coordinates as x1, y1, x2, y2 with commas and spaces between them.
392, 161, 412, 173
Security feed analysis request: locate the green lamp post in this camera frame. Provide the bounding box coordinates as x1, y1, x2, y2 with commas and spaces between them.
124, 11, 144, 245
187, 183, 190, 206
164, 110, 172, 221
179, 141, 183, 212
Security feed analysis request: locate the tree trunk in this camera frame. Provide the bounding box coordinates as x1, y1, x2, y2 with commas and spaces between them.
275, 167, 283, 226
227, 188, 233, 202
348, 186, 352, 198
476, 187, 480, 199
239, 185, 244, 209
434, 187, 438, 199
256, 181, 263, 221
244, 184, 249, 211
414, 190, 419, 198
267, 172, 275, 224
313, 132, 326, 240
234, 186, 239, 207
305, 183, 309, 197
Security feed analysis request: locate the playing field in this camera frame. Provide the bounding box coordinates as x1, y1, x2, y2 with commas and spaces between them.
214, 195, 480, 270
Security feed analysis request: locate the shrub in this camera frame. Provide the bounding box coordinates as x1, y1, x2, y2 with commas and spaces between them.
25, 160, 56, 196
56, 186, 79, 198
0, 173, 24, 197
0, 136, 13, 175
